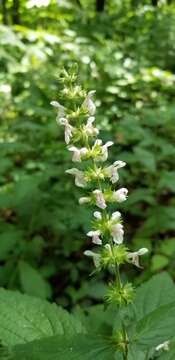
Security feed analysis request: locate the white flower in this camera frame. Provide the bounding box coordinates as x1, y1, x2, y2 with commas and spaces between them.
105, 160, 126, 184
66, 168, 87, 188
156, 341, 170, 352
113, 188, 128, 202
111, 211, 121, 221
93, 189, 106, 209
84, 116, 99, 136
87, 230, 102, 245
127, 248, 148, 268
59, 118, 74, 144
111, 223, 124, 244
83, 90, 96, 115
79, 197, 90, 205
93, 211, 102, 220
50, 101, 65, 120
68, 146, 88, 162
84, 250, 101, 268
95, 140, 113, 162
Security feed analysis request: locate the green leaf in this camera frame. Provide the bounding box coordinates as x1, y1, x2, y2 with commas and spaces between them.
158, 172, 175, 192
19, 260, 51, 299
151, 255, 169, 272
133, 273, 175, 320
0, 230, 22, 261
0, 289, 84, 346
134, 302, 175, 348
128, 345, 146, 360
11, 334, 116, 360
159, 239, 175, 257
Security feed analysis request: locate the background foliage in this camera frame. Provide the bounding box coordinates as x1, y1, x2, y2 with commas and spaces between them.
0, 0, 175, 307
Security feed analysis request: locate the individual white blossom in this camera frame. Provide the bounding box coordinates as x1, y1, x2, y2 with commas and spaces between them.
66, 168, 87, 188
127, 248, 148, 268
84, 116, 99, 136
83, 90, 96, 115
93, 211, 102, 220
79, 197, 91, 205
59, 118, 74, 144
105, 160, 126, 184
156, 341, 170, 352
87, 230, 102, 245
94, 139, 113, 162
68, 146, 88, 162
111, 211, 122, 221
93, 189, 106, 209
113, 188, 128, 202
50, 101, 65, 120
84, 250, 101, 268
111, 223, 124, 244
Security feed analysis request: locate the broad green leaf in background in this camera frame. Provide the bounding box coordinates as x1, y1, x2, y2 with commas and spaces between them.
19, 260, 52, 299
151, 255, 169, 272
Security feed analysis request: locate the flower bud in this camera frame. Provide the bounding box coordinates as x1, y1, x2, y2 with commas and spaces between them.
79, 197, 90, 205
101, 244, 128, 268
105, 282, 134, 306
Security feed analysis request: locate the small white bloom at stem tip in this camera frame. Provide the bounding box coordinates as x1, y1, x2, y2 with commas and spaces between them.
93, 189, 106, 209
87, 230, 102, 245
127, 248, 148, 268
156, 340, 170, 352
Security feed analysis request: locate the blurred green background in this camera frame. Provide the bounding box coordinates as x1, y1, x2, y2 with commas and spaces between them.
0, 0, 175, 307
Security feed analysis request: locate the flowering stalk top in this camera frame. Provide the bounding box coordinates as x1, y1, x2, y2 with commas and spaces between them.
51, 65, 148, 360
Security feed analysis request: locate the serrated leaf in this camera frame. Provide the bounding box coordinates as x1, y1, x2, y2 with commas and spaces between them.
19, 261, 51, 299
10, 334, 116, 360
133, 273, 175, 321
0, 289, 84, 346
134, 302, 175, 348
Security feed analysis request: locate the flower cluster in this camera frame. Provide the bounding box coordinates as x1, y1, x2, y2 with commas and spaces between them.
51, 66, 148, 308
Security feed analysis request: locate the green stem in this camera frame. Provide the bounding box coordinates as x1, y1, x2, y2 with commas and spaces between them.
116, 264, 128, 360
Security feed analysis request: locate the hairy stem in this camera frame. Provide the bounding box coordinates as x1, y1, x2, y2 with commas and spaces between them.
116, 264, 128, 360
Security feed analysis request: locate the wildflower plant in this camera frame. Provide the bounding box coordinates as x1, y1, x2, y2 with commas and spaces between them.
49, 65, 174, 360
0, 66, 175, 360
